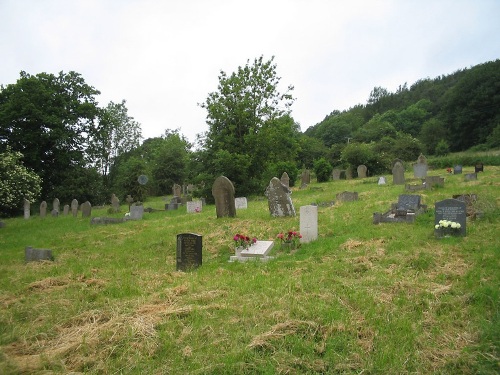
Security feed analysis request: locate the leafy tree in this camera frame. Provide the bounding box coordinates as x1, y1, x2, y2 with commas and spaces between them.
419, 118, 449, 154
0, 148, 41, 217
297, 135, 329, 169
110, 155, 149, 202
341, 142, 389, 174
434, 139, 450, 156
486, 123, 500, 148
354, 114, 397, 142
264, 161, 299, 187
313, 157, 333, 183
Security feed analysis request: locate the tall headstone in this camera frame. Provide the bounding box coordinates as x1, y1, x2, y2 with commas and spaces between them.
172, 183, 182, 198
111, 194, 120, 213
63, 204, 70, 215
51, 198, 60, 217
301, 169, 311, 186
264, 177, 296, 217
235, 197, 248, 209
331, 169, 341, 180
357, 165, 367, 178
392, 161, 405, 185
40, 201, 47, 218
211, 176, 236, 218
71, 199, 78, 217
129, 204, 144, 219
280, 172, 290, 188
345, 168, 353, 180
81, 201, 92, 218
413, 154, 428, 178
176, 233, 202, 271
434, 199, 466, 236
300, 205, 318, 243
23, 199, 30, 219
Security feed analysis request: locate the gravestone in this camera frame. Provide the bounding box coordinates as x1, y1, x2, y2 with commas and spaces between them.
63, 205, 70, 215
25, 246, 54, 262
212, 176, 236, 218
81, 201, 92, 217
331, 169, 341, 180
265, 177, 296, 217
186, 200, 202, 213
229, 240, 274, 262
392, 161, 405, 185
413, 154, 428, 178
40, 201, 47, 218
397, 194, 421, 212
111, 194, 120, 213
126, 195, 134, 210
453, 165, 462, 174
301, 169, 311, 186
378, 176, 387, 185
71, 199, 79, 217
300, 205, 318, 243
129, 204, 144, 219
345, 168, 353, 180
474, 162, 484, 173
357, 165, 367, 178
336, 191, 358, 202
235, 197, 248, 209
280, 172, 290, 188
172, 183, 182, 198
23, 199, 30, 219
434, 199, 466, 236
91, 217, 125, 225
425, 176, 445, 188
465, 173, 477, 181
52, 198, 60, 213
176, 233, 202, 271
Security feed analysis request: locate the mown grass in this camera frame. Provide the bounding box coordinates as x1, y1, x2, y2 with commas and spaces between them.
0, 166, 499, 374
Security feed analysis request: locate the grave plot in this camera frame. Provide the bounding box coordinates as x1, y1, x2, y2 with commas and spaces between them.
373, 194, 427, 224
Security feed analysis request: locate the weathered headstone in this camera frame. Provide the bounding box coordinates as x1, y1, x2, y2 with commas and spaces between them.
474, 162, 484, 173
280, 172, 290, 188
331, 169, 341, 180
63, 205, 70, 215
392, 161, 405, 185
425, 176, 445, 188
52, 198, 60, 214
265, 177, 296, 217
25, 246, 54, 262
71, 199, 78, 217
378, 176, 387, 185
186, 200, 202, 213
345, 168, 353, 180
434, 199, 466, 236
111, 194, 120, 213
397, 194, 421, 212
176, 233, 202, 271
81, 201, 92, 217
301, 169, 311, 186
413, 154, 428, 178
23, 199, 30, 219
40, 201, 47, 218
211, 176, 236, 218
235, 197, 248, 209
357, 165, 367, 178
172, 183, 182, 198
453, 165, 462, 174
129, 204, 144, 219
465, 173, 477, 181
336, 191, 359, 202
300, 205, 318, 243
126, 195, 134, 210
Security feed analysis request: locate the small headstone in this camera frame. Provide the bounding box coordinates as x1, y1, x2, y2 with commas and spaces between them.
71, 199, 78, 217
176, 233, 202, 271
265, 177, 296, 217
39, 201, 47, 218
211, 176, 236, 218
301, 169, 311, 186
23, 199, 30, 219
111, 194, 120, 213
464, 173, 477, 181
453, 165, 462, 174
280, 172, 290, 188
229, 240, 274, 262
129, 204, 144, 219
378, 176, 387, 185
336, 191, 358, 202
357, 165, 367, 178
331, 169, 341, 180
474, 162, 484, 173
397, 195, 421, 212
413, 157, 428, 179
81, 201, 92, 217
345, 168, 353, 180
425, 176, 445, 188
51, 209, 59, 217
434, 199, 466, 236
166, 203, 179, 210
235, 197, 248, 209
52, 198, 60, 212
172, 183, 182, 198
300, 205, 318, 243
63, 205, 69, 215
186, 200, 202, 213
392, 161, 405, 185
25, 246, 54, 262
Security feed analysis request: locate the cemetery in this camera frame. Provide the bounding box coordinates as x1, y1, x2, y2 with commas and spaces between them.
0, 166, 499, 374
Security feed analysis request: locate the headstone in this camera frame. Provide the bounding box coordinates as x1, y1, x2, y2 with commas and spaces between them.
397, 195, 421, 212
71, 199, 78, 217
25, 246, 54, 262
465, 173, 477, 181
425, 176, 445, 188
413, 154, 428, 178
392, 161, 405, 185
186, 200, 202, 213
211, 176, 236, 218
63, 204, 69, 215
235, 197, 248, 209
378, 176, 387, 185
176, 233, 202, 271
91, 217, 125, 225
51, 208, 59, 217
417, 153, 427, 165
129, 204, 144, 219
336, 191, 358, 202
280, 172, 290, 188
300, 205, 318, 243
331, 169, 341, 180
474, 162, 484, 173
434, 199, 466, 236
111, 194, 120, 213
39, 201, 47, 218
23, 199, 30, 219
345, 168, 353, 180
172, 183, 182, 198
301, 169, 311, 186
166, 203, 179, 210
229, 240, 274, 262
81, 201, 92, 217
453, 165, 462, 174
357, 165, 367, 178
264, 177, 296, 217
52, 198, 60, 213
126, 195, 134, 209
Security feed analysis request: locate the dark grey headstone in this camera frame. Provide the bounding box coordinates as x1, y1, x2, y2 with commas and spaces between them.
301, 169, 311, 185
51, 209, 59, 217
176, 233, 202, 271
397, 195, 421, 211
63, 204, 69, 215
264, 177, 296, 217
25, 246, 54, 262
453, 165, 462, 174
212, 176, 236, 218
81, 201, 92, 217
474, 163, 484, 173
434, 199, 466, 236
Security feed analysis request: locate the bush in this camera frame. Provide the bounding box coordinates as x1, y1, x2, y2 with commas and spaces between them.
313, 158, 333, 182
434, 139, 450, 156
340, 142, 390, 175
264, 161, 299, 187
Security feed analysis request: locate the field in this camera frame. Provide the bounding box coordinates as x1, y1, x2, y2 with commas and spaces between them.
1, 166, 499, 374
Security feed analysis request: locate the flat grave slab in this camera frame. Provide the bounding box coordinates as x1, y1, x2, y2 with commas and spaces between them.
230, 240, 274, 262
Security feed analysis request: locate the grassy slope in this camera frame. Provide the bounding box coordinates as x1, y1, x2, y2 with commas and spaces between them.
0, 166, 499, 374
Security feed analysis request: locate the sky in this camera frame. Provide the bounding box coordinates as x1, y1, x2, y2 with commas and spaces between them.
1, 0, 499, 145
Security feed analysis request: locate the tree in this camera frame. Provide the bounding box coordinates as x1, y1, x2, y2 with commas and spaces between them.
313, 158, 333, 183
0, 148, 41, 217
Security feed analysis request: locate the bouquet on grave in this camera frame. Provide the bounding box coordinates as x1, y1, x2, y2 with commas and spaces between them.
233, 233, 257, 250
276, 230, 302, 248
435, 220, 461, 236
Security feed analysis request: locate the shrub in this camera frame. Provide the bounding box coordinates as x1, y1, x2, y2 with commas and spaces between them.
313, 158, 333, 182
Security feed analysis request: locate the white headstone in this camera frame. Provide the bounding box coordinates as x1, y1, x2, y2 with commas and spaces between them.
235, 197, 248, 209
300, 205, 318, 243
129, 204, 144, 219
186, 200, 203, 213
378, 176, 387, 185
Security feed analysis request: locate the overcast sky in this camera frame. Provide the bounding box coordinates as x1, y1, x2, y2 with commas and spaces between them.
1, 0, 499, 144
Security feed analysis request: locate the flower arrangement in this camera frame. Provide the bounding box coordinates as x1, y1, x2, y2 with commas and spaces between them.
277, 230, 302, 248
233, 233, 257, 249
435, 220, 461, 236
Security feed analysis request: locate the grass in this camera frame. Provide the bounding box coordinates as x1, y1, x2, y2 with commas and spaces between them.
1, 166, 499, 374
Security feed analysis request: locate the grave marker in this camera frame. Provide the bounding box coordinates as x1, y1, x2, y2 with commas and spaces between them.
357, 165, 367, 178
235, 197, 248, 209
465, 173, 477, 181
81, 201, 92, 217
331, 169, 341, 180
280, 172, 290, 188
25, 246, 54, 262
413, 153, 428, 178
111, 194, 120, 213
129, 204, 144, 219
176, 233, 202, 271
300, 205, 318, 243
63, 204, 69, 215
336, 191, 358, 202
212, 176, 236, 218
301, 169, 311, 186
453, 165, 462, 174
434, 199, 466, 236
378, 176, 386, 185
23, 199, 30, 219
186, 200, 202, 213
474, 162, 484, 173
265, 177, 296, 217
40, 201, 47, 218
71, 199, 79, 217
392, 160, 405, 185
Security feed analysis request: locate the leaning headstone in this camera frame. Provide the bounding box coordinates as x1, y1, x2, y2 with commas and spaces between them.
111, 194, 120, 213
434, 199, 466, 236
464, 173, 477, 181
211, 176, 236, 218
265, 177, 296, 217
392, 160, 405, 185
413, 154, 428, 178
129, 204, 144, 219
331, 169, 341, 180
186, 200, 202, 213
336, 191, 359, 202
39, 201, 47, 218
71, 199, 78, 217
474, 162, 484, 173
23, 199, 30, 219
453, 165, 462, 174
378, 176, 387, 185
81, 201, 92, 217
25, 246, 54, 262
280, 172, 290, 188
176, 233, 202, 271
300, 205, 318, 244
235, 197, 248, 209
63, 205, 70, 215
357, 165, 367, 178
